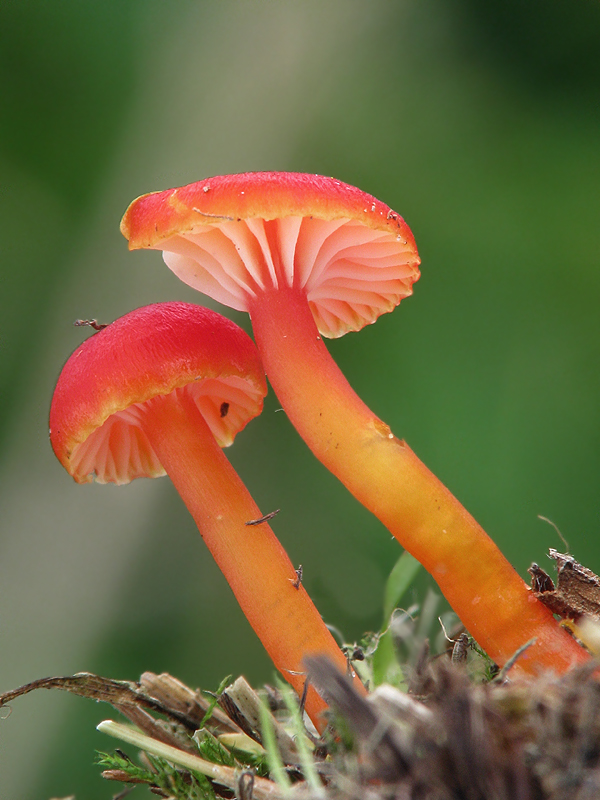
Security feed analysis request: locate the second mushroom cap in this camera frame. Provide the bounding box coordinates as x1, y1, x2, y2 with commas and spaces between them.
50, 301, 266, 485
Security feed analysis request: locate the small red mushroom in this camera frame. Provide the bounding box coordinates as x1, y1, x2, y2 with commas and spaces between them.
49, 301, 359, 728
121, 174, 588, 675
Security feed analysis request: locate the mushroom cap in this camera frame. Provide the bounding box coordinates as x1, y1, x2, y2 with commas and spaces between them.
50, 302, 267, 485
121, 172, 421, 338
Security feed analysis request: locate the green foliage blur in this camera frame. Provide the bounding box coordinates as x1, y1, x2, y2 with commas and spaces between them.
1, 1, 599, 797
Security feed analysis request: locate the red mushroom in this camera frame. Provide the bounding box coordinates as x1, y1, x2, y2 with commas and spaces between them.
121, 174, 588, 675
49, 301, 359, 727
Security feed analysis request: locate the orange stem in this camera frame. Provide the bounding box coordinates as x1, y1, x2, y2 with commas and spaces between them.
141, 389, 361, 729
249, 286, 588, 674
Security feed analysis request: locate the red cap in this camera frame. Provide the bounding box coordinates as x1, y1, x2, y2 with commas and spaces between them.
121, 173, 421, 338
50, 302, 267, 485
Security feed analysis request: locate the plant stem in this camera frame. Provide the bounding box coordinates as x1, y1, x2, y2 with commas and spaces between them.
98, 720, 285, 800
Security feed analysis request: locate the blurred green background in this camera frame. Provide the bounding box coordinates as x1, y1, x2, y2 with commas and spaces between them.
1, 1, 599, 797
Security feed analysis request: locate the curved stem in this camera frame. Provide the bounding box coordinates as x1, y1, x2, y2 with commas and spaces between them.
249, 286, 588, 674
141, 389, 360, 729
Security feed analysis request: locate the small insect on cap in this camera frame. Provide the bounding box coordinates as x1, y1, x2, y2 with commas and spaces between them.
50, 302, 267, 485
121, 172, 421, 338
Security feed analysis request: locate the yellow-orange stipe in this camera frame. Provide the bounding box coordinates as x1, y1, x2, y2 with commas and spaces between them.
249, 288, 588, 674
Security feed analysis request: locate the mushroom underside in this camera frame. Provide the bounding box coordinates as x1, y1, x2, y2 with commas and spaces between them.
158, 216, 419, 338
69, 377, 261, 485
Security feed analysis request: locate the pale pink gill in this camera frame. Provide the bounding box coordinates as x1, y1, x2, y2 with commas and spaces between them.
157, 217, 417, 338
69, 376, 263, 485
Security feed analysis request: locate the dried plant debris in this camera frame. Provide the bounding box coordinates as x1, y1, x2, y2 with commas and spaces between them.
4, 605, 600, 799
529, 549, 600, 622
91, 653, 600, 800
5, 654, 600, 800
307, 655, 600, 800
0, 671, 239, 745
0, 670, 294, 799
